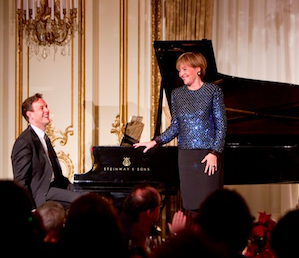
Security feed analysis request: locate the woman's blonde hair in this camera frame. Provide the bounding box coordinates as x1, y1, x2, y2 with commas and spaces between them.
176, 52, 207, 79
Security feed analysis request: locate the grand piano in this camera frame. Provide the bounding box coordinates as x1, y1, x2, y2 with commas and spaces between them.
74, 39, 299, 196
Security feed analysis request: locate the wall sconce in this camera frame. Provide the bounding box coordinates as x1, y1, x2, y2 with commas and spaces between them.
17, 0, 78, 59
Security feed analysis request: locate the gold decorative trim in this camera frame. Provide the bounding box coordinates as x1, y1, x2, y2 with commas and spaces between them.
45, 120, 74, 148
57, 150, 74, 182
111, 0, 128, 143
16, 0, 23, 137
110, 114, 124, 145
78, 0, 86, 172
45, 120, 74, 182
120, 0, 128, 127
137, 0, 141, 116
150, 0, 163, 138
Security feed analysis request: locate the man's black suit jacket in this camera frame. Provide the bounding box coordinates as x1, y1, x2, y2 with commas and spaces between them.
11, 126, 70, 208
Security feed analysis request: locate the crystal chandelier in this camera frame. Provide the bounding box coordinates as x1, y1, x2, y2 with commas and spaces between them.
17, 0, 78, 59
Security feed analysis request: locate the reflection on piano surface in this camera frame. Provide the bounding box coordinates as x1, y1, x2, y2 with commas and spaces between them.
219, 74, 299, 184
74, 39, 299, 195
74, 145, 179, 194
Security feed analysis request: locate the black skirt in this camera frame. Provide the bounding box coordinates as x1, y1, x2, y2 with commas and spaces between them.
178, 149, 224, 210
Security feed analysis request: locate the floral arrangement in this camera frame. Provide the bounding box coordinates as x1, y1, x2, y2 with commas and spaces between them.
243, 212, 276, 258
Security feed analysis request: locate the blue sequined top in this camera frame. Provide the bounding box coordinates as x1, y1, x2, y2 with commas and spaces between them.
156, 82, 227, 153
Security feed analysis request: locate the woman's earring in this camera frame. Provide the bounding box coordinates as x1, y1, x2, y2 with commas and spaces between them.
197, 71, 201, 76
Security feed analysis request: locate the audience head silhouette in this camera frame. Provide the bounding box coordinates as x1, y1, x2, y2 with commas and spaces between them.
35, 200, 66, 243
193, 188, 254, 256
58, 192, 122, 257
122, 183, 161, 222
0, 180, 44, 255
120, 183, 162, 257
271, 209, 299, 258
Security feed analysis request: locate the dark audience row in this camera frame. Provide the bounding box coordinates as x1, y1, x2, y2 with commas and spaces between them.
0, 179, 297, 258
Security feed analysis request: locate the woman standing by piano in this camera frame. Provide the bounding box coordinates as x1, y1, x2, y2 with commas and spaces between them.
134, 51, 227, 217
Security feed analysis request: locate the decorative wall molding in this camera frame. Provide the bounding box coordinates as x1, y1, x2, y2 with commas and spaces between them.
150, 0, 162, 138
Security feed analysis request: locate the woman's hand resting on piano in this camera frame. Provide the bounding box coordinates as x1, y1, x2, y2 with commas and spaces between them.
133, 140, 157, 153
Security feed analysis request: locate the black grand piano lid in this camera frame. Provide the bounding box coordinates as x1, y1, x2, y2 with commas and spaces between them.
154, 39, 299, 145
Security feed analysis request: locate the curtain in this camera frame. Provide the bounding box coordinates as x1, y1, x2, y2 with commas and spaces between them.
164, 0, 214, 40
212, 0, 299, 221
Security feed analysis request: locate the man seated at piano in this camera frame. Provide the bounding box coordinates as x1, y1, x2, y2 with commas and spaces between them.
134, 51, 227, 218
11, 93, 85, 210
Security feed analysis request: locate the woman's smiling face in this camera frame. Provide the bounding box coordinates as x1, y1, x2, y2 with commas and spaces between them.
178, 63, 200, 86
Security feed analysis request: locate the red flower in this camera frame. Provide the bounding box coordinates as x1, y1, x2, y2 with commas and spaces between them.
252, 224, 264, 238
257, 212, 272, 224
243, 212, 276, 258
